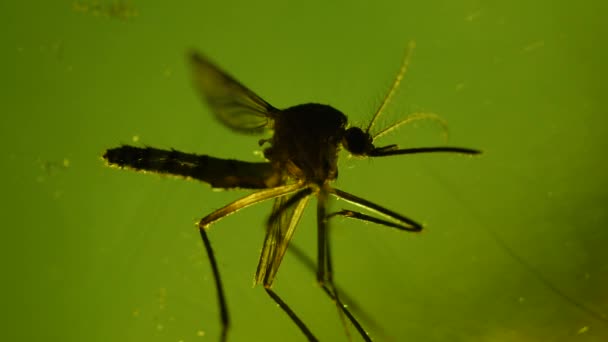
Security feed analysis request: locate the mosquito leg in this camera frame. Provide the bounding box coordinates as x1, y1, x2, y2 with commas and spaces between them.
319, 187, 428, 340
266, 198, 385, 337
198, 227, 229, 342
196, 183, 304, 341
329, 187, 423, 232
318, 190, 372, 341
199, 182, 304, 227
316, 192, 349, 338
266, 187, 313, 228
264, 287, 318, 342
286, 242, 386, 336
327, 209, 418, 231
316, 192, 327, 283
320, 285, 372, 342
256, 189, 311, 285
256, 192, 317, 341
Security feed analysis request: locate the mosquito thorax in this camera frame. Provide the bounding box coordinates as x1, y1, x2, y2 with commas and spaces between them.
269, 103, 347, 184
342, 126, 374, 156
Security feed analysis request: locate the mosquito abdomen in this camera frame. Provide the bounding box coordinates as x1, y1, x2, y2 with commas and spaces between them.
103, 145, 278, 189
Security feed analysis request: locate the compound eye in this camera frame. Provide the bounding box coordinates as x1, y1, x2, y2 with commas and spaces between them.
342, 127, 372, 155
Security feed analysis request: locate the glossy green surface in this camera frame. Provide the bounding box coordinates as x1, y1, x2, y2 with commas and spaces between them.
2, 1, 607, 341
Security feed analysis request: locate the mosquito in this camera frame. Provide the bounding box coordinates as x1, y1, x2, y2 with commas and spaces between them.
103, 42, 481, 341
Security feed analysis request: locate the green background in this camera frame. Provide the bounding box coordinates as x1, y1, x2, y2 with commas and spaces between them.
2, 1, 607, 341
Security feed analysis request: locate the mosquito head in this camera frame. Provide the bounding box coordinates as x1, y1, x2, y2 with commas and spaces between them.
342, 126, 374, 156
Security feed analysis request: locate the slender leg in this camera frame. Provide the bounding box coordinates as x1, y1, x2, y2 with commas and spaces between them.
329, 187, 423, 232
316, 191, 327, 283
327, 209, 416, 231
318, 189, 373, 342
266, 187, 313, 227
257, 192, 317, 340
316, 191, 348, 338
256, 189, 310, 285
286, 242, 386, 336
320, 285, 371, 342
319, 188, 430, 341
196, 183, 304, 341
264, 287, 318, 342
199, 228, 229, 342
199, 183, 304, 227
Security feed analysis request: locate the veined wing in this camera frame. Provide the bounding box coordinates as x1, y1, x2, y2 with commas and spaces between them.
255, 188, 311, 286
190, 52, 279, 134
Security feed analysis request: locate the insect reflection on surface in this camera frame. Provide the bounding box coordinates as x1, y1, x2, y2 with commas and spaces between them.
103, 42, 481, 341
